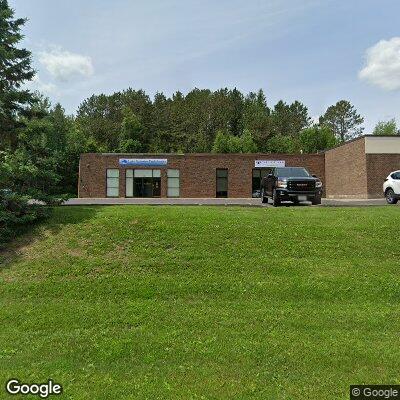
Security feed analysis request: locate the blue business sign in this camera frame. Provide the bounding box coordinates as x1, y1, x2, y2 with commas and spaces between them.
119, 158, 168, 167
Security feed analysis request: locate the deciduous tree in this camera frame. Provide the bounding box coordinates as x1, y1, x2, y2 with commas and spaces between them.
265, 135, 298, 153
299, 126, 337, 153
373, 119, 399, 136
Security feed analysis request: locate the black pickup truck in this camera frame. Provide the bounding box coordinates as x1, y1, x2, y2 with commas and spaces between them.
261, 167, 322, 206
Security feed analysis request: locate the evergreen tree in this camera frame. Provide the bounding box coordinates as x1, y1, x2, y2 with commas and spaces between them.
288, 101, 311, 136
1, 117, 60, 198
76, 93, 123, 151
151, 92, 171, 152
319, 100, 364, 142
243, 89, 270, 150
270, 100, 311, 138
48, 103, 70, 152
48, 104, 78, 194
228, 88, 244, 136
118, 108, 142, 152
0, 0, 35, 149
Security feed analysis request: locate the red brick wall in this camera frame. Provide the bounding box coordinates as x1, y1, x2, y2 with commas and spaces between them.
366, 154, 400, 198
324, 138, 367, 198
78, 153, 325, 198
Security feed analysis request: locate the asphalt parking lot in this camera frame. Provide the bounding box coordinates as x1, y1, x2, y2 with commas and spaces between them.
64, 197, 388, 207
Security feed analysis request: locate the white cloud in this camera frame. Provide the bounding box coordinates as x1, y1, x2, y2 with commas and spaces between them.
27, 74, 57, 94
38, 47, 94, 81
359, 37, 400, 91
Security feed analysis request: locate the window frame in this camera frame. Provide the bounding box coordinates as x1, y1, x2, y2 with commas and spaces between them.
216, 168, 228, 198
167, 169, 180, 197
106, 169, 120, 198
125, 169, 161, 198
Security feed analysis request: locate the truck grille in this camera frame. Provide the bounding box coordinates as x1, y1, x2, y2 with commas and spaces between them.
287, 180, 315, 191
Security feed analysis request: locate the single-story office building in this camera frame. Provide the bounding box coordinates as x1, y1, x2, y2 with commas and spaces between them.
78, 135, 400, 199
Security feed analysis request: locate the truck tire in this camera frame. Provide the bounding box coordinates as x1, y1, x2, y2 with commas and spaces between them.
272, 189, 281, 207
261, 188, 268, 204
312, 195, 321, 205
385, 188, 398, 204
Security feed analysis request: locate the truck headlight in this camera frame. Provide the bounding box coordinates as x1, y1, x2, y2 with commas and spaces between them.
316, 180, 322, 188
277, 179, 287, 188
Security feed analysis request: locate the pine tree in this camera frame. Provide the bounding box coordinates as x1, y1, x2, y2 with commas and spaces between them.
118, 108, 142, 152
0, 0, 35, 149
270, 100, 310, 138
319, 100, 364, 142
243, 89, 270, 150
228, 88, 244, 136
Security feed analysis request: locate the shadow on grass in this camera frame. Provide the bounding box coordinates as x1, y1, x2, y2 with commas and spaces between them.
264, 201, 316, 207
0, 206, 99, 269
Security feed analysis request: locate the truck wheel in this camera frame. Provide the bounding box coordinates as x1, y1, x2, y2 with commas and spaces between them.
272, 190, 281, 207
261, 189, 268, 204
385, 189, 398, 204
312, 195, 321, 205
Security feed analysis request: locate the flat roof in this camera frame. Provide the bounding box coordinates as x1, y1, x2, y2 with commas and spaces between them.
92, 152, 323, 157
324, 134, 400, 152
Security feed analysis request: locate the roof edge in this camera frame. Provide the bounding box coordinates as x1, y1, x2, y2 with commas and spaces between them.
81, 152, 323, 157
325, 134, 400, 152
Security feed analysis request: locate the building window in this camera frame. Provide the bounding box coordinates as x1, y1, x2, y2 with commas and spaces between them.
125, 169, 161, 197
252, 168, 271, 197
167, 169, 180, 197
126, 169, 134, 197
106, 169, 119, 197
216, 169, 228, 198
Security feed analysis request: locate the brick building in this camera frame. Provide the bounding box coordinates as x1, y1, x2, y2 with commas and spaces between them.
78, 135, 400, 199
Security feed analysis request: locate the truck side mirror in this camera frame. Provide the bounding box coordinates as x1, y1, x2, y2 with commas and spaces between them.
312, 174, 317, 178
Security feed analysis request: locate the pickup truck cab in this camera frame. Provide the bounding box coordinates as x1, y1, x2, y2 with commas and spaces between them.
261, 167, 322, 206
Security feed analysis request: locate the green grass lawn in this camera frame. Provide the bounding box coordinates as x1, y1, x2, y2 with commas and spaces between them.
1, 205, 400, 399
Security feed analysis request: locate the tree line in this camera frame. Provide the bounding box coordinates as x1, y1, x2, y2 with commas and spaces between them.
75, 88, 365, 154
0, 0, 399, 245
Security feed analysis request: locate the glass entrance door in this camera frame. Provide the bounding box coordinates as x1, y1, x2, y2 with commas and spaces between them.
252, 168, 271, 197
126, 169, 161, 197
134, 177, 154, 197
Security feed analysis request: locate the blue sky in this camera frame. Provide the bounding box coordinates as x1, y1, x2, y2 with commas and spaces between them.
11, 0, 400, 132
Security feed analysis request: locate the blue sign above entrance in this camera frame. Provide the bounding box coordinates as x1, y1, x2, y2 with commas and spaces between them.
119, 158, 168, 167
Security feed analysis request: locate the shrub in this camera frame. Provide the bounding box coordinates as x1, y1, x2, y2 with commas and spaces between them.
0, 191, 49, 248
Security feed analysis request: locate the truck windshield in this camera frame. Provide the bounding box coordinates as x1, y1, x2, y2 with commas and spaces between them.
276, 168, 310, 177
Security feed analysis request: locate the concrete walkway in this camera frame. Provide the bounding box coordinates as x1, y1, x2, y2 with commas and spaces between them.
64, 197, 388, 207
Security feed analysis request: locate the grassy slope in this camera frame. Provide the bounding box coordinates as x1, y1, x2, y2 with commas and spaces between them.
1, 205, 399, 400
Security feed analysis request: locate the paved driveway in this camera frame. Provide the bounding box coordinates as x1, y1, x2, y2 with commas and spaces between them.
64, 197, 388, 207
